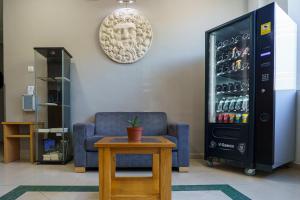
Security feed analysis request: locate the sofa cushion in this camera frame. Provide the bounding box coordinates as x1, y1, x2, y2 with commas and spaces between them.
85, 135, 104, 152
95, 112, 167, 136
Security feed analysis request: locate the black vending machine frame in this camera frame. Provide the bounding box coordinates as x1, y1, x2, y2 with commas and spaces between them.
204, 12, 256, 169
254, 3, 275, 171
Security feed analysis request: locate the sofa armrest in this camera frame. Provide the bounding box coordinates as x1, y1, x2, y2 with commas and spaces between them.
73, 123, 95, 167
168, 123, 190, 167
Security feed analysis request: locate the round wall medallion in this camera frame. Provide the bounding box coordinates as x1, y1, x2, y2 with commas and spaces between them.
99, 8, 153, 64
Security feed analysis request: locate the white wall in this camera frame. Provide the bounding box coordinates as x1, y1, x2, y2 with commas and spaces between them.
288, 0, 300, 164
248, 0, 288, 11
3, 0, 248, 157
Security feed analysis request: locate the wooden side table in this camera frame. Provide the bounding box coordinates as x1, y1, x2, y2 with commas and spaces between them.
95, 136, 175, 200
2, 122, 35, 163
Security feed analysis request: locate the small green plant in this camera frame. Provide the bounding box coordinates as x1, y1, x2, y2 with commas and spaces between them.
128, 116, 140, 128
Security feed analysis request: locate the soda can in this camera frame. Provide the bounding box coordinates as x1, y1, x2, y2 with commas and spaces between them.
223, 113, 229, 123
229, 114, 235, 123
235, 114, 242, 123
242, 113, 249, 123
217, 114, 223, 123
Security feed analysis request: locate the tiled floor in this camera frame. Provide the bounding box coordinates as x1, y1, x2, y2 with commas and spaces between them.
0, 158, 299, 200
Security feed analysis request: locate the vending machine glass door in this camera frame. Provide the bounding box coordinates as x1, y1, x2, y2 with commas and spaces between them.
208, 17, 252, 124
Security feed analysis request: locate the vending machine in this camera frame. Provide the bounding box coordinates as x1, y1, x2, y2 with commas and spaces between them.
204, 3, 297, 175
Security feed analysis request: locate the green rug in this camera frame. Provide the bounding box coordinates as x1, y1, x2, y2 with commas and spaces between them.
0, 185, 251, 200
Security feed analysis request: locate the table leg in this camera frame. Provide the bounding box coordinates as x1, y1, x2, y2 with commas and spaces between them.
99, 148, 112, 200
159, 148, 172, 200
30, 125, 35, 163
3, 125, 20, 163
152, 153, 160, 193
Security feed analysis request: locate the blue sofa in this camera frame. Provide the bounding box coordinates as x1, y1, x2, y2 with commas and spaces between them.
73, 112, 189, 172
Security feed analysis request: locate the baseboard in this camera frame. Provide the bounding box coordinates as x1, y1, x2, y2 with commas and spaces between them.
190, 153, 204, 159
292, 163, 300, 169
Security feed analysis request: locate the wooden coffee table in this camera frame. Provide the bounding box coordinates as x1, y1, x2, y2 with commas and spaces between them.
94, 136, 175, 200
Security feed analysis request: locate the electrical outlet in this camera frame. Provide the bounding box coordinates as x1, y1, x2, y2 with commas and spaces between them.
27, 85, 35, 95
28, 66, 35, 72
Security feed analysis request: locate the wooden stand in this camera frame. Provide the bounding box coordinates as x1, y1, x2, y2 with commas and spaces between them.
95, 136, 175, 200
2, 122, 35, 163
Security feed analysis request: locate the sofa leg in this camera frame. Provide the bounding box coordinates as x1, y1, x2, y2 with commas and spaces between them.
75, 167, 86, 173
178, 167, 189, 173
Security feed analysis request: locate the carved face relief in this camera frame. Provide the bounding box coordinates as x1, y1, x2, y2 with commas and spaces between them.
99, 8, 153, 64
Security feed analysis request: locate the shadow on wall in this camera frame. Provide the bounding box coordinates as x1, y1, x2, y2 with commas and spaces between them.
143, 59, 205, 154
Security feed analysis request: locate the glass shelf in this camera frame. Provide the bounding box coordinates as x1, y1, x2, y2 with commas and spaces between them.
38, 103, 70, 107
217, 69, 249, 79
37, 77, 70, 82
37, 128, 69, 133
39, 103, 58, 106
216, 89, 249, 96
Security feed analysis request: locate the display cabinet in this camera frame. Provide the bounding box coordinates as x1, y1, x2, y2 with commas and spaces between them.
34, 47, 72, 164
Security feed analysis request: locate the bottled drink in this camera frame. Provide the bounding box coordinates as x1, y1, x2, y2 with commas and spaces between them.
241, 81, 249, 91
216, 84, 223, 92
241, 95, 249, 112
217, 98, 225, 112
229, 97, 237, 111
242, 47, 250, 58
231, 62, 236, 71
222, 84, 228, 93
232, 47, 237, 59
228, 82, 234, 92
234, 81, 242, 91
235, 96, 243, 111
235, 60, 242, 70
223, 98, 231, 112
217, 65, 223, 74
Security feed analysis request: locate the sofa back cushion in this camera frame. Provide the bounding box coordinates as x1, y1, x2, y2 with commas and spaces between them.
95, 112, 167, 136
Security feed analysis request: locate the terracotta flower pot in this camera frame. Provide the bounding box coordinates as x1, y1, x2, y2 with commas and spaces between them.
127, 127, 143, 142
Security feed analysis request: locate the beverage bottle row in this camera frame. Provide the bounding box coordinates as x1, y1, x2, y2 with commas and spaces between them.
216, 46, 250, 65
216, 33, 250, 50
216, 59, 250, 75
217, 95, 249, 113
216, 81, 249, 93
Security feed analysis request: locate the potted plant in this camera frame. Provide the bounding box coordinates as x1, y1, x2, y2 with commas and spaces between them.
127, 116, 143, 142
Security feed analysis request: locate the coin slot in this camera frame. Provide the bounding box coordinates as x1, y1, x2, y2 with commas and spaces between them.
212, 127, 241, 139
261, 61, 271, 67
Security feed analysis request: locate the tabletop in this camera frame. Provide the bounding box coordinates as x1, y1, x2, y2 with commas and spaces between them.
94, 136, 176, 148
